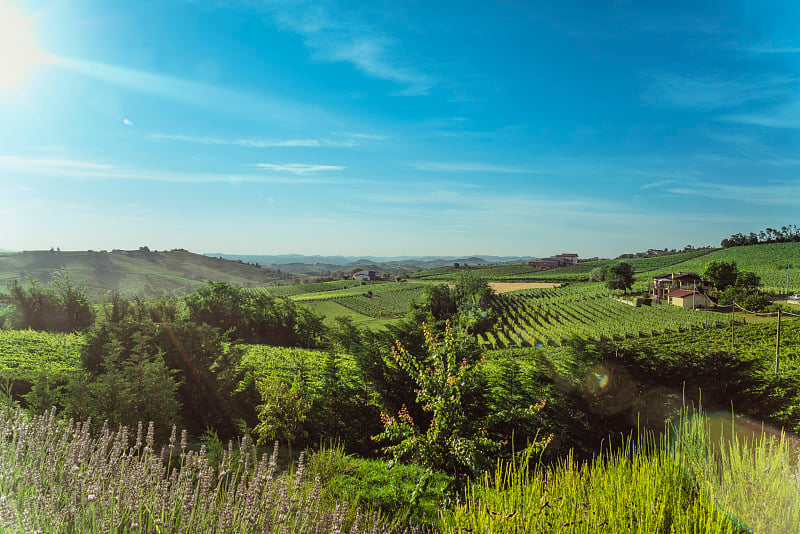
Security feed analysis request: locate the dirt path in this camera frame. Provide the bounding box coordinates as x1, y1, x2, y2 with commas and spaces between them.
489, 282, 560, 294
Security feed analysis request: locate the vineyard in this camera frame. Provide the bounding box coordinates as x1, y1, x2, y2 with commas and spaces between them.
480, 285, 739, 349
410, 249, 719, 282
260, 279, 363, 297
289, 282, 429, 318
0, 329, 83, 379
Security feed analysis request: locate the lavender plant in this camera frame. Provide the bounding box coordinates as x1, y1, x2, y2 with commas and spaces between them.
0, 408, 432, 533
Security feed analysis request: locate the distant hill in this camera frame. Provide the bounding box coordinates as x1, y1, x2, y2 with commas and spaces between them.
0, 249, 308, 299
205, 253, 528, 275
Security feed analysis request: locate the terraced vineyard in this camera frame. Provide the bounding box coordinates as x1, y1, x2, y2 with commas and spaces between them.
480, 285, 738, 349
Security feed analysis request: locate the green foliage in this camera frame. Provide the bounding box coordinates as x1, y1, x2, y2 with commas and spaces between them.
254, 376, 312, 455
2, 276, 94, 332
81, 294, 240, 439
703, 260, 739, 290
186, 281, 325, 347
421, 284, 457, 322
606, 262, 635, 292
588, 265, 607, 281
237, 344, 382, 455
306, 444, 452, 525
717, 285, 772, 311
376, 324, 503, 491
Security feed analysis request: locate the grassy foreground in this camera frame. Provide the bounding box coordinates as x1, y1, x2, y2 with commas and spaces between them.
444, 412, 800, 533
2, 407, 799, 533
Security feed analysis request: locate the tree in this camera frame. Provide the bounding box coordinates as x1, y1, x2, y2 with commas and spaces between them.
589, 266, 608, 282
703, 261, 739, 290
2, 276, 94, 332
375, 323, 501, 492
606, 262, 635, 293
254, 376, 311, 459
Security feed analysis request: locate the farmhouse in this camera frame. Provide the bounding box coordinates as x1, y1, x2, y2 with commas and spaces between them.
667, 289, 715, 309
352, 269, 377, 281
529, 253, 579, 270
650, 272, 714, 309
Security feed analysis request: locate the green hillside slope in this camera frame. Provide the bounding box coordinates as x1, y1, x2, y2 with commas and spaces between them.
0, 249, 306, 298
410, 244, 800, 292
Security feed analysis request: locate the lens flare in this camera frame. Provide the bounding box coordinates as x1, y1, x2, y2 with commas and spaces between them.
0, 0, 43, 92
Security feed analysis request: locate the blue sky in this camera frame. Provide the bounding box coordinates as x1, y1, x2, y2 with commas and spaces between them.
1, 0, 798, 257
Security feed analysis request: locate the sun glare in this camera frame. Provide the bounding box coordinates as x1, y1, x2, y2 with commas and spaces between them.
0, 0, 43, 92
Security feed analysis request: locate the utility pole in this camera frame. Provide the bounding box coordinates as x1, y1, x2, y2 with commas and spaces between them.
731, 300, 735, 349
776, 309, 782, 374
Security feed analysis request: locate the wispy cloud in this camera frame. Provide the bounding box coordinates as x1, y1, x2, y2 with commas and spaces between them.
50, 56, 337, 126
665, 180, 800, 205
723, 100, 800, 129
266, 2, 433, 95
149, 133, 363, 148
641, 179, 673, 189
412, 161, 534, 174
254, 163, 344, 175
0, 154, 353, 184
0, 156, 113, 171
642, 73, 795, 110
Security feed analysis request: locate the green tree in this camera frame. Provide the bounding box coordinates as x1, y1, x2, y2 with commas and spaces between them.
589, 266, 608, 282
82, 294, 241, 439
606, 262, 635, 293
254, 376, 312, 459
2, 276, 93, 332
375, 323, 501, 492
703, 261, 739, 290
185, 281, 326, 347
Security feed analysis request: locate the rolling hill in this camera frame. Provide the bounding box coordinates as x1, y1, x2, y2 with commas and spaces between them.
0, 248, 308, 298
410, 243, 800, 292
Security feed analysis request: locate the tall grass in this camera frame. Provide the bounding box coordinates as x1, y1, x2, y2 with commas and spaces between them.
444, 411, 800, 533
0, 408, 428, 533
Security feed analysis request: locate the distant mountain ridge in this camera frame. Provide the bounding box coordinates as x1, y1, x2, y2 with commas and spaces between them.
204, 253, 529, 275
205, 253, 528, 265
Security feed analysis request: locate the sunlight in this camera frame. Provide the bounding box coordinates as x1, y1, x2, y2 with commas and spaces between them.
0, 0, 43, 92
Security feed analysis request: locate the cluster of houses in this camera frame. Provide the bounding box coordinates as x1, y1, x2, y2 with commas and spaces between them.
352, 269, 378, 281
528, 253, 579, 270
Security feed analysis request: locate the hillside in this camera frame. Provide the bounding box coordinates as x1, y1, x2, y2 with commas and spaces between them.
0, 249, 307, 298
410, 243, 800, 292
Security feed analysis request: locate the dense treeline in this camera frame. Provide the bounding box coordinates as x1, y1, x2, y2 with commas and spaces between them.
721, 224, 800, 247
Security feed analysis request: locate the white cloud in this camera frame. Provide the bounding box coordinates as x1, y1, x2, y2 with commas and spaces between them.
149, 132, 362, 148
412, 161, 533, 173
254, 163, 344, 175
0, 155, 113, 171
0, 154, 353, 184
267, 2, 433, 95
